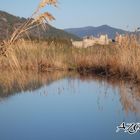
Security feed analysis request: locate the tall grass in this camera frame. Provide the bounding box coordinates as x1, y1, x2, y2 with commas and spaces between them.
0, 35, 140, 82
0, 0, 57, 58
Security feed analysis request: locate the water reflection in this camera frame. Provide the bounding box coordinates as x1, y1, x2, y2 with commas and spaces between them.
0, 71, 140, 140
0, 70, 68, 98
68, 74, 140, 115
1, 70, 140, 115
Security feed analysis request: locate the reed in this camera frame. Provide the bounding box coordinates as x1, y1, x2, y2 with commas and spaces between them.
9, 0, 57, 45
0, 0, 57, 71
0, 35, 140, 83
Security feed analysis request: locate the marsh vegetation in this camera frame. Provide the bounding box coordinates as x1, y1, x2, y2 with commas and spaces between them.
0, 37, 140, 84
0, 0, 140, 84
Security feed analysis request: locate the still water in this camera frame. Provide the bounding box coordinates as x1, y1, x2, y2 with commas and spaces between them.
0, 71, 140, 140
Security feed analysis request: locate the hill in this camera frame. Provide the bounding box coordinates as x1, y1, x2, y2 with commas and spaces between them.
65, 25, 131, 39
0, 10, 80, 42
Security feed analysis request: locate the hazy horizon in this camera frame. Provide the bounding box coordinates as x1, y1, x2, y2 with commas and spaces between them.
0, 0, 140, 31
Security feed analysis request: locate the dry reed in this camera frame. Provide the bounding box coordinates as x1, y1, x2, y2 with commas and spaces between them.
0, 0, 57, 71
0, 34, 140, 83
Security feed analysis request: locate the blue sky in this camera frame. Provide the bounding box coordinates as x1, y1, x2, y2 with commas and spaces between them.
0, 0, 140, 30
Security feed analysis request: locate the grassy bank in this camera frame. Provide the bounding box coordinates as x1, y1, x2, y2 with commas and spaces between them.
0, 38, 140, 82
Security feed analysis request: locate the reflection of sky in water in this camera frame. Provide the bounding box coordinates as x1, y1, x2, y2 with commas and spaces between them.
0, 78, 140, 140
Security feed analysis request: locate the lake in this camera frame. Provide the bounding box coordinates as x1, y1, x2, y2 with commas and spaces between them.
0, 71, 140, 140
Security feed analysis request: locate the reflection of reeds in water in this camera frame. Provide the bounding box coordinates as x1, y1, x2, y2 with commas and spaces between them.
0, 70, 140, 114
71, 73, 140, 114
0, 70, 68, 98
119, 81, 140, 114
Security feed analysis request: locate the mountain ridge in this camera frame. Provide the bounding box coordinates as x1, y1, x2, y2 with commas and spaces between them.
65, 25, 131, 39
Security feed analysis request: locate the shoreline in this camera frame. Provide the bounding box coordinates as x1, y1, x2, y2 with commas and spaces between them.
0, 40, 140, 84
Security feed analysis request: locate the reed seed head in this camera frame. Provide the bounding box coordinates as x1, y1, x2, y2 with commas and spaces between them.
39, 0, 57, 8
